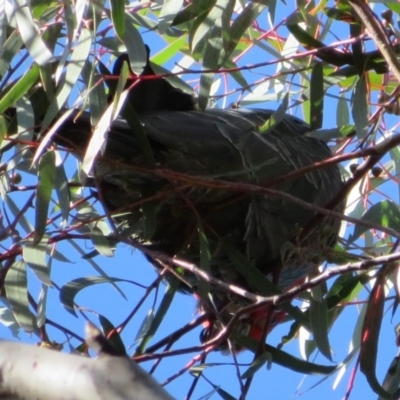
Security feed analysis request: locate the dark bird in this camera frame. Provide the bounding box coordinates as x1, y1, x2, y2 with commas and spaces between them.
50, 50, 343, 352
106, 46, 196, 116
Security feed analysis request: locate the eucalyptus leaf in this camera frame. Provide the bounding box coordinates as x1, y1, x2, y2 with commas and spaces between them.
4, 260, 36, 332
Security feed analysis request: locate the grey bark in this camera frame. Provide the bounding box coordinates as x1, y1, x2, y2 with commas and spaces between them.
0, 340, 174, 400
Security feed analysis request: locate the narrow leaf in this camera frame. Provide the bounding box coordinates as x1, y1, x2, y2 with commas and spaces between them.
14, 0, 55, 66
0, 305, 20, 337
36, 285, 48, 328
226, 3, 264, 57
54, 163, 70, 227
241, 352, 271, 379
4, 260, 36, 332
380, 356, 400, 399
135, 278, 179, 354
60, 276, 128, 316
0, 64, 40, 115
349, 200, 400, 243
35, 151, 56, 244
173, 0, 216, 26
234, 335, 336, 375
199, 25, 222, 109
310, 288, 332, 361
0, 27, 23, 78
159, 0, 184, 34
23, 239, 52, 286
81, 90, 127, 176
123, 17, 147, 75
259, 93, 289, 133
351, 76, 369, 139
90, 226, 114, 257
359, 273, 389, 398
110, 0, 125, 39
140, 190, 158, 241
336, 93, 350, 127
310, 62, 324, 130
134, 308, 155, 345
98, 314, 126, 355
197, 221, 211, 299
40, 28, 92, 132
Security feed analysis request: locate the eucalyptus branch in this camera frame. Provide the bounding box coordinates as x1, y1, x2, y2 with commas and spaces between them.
348, 0, 400, 83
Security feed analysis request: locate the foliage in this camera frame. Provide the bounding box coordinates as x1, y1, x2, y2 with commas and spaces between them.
0, 0, 400, 398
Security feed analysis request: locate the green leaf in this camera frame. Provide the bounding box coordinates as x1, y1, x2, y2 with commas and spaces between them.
159, 0, 184, 34
351, 76, 369, 139
286, 21, 352, 67
326, 273, 362, 310
310, 62, 324, 130
23, 239, 52, 286
381, 356, 400, 399
151, 36, 188, 65
135, 278, 179, 354
90, 227, 114, 257
259, 93, 289, 133
41, 22, 63, 53
54, 164, 70, 227
0, 304, 20, 337
287, 22, 325, 51
226, 3, 264, 57
350, 23, 364, 77
4, 260, 36, 332
60, 276, 128, 316
173, 0, 216, 26
123, 16, 147, 75
199, 23, 223, 109
16, 97, 34, 141
0, 64, 40, 115
336, 93, 350, 127
0, 30, 24, 78
214, 387, 236, 400
349, 200, 400, 243
4, 194, 33, 234
191, 0, 220, 53
81, 59, 108, 126
98, 314, 126, 356
234, 334, 337, 375
387, 3, 400, 14
40, 28, 92, 131
223, 59, 249, 89
134, 308, 155, 347
81, 90, 125, 176
110, 0, 125, 39
36, 285, 48, 328
14, 0, 55, 66
113, 58, 130, 111
197, 221, 211, 299
31, 0, 60, 19
35, 151, 56, 244
310, 287, 332, 361
241, 352, 272, 379
324, 7, 356, 22
360, 274, 390, 398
